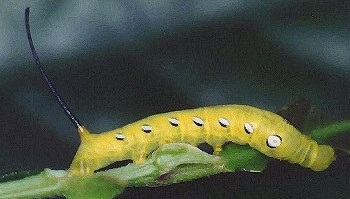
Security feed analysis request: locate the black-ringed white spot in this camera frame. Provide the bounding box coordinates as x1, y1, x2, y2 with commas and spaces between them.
267, 135, 282, 148
244, 123, 254, 134
193, 116, 204, 126
218, 117, 229, 128
168, 117, 179, 127
141, 125, 152, 133
116, 133, 125, 140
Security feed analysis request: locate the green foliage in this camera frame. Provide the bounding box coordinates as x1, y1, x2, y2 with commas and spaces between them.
310, 120, 350, 143
0, 169, 64, 198
101, 143, 226, 187
310, 120, 350, 154
63, 174, 124, 199
0, 120, 349, 199
219, 144, 267, 172
0, 143, 265, 199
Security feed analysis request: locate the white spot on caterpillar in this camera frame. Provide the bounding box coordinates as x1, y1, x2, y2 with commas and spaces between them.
116, 133, 125, 140
168, 117, 179, 126
244, 123, 254, 134
267, 135, 282, 148
192, 116, 204, 126
218, 117, 229, 127
142, 125, 152, 133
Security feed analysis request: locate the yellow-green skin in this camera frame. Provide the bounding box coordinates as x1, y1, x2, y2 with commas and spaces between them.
69, 105, 335, 175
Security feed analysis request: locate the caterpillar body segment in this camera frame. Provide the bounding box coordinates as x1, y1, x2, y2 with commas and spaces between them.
68, 105, 335, 175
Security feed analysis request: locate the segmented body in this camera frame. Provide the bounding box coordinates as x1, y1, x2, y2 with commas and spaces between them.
69, 105, 335, 175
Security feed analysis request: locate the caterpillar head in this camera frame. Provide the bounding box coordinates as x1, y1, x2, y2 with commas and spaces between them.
248, 111, 335, 171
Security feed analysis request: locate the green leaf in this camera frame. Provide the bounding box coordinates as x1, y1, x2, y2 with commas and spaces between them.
219, 144, 268, 172
310, 120, 350, 143
309, 120, 350, 154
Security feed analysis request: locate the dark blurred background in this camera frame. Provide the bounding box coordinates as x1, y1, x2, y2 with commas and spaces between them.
0, 1, 349, 198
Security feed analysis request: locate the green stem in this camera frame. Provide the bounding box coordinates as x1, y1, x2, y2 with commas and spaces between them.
0, 169, 66, 199
98, 143, 227, 186
0, 143, 267, 198
310, 120, 350, 143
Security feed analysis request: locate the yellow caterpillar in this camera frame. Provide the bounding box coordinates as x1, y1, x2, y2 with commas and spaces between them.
25, 8, 335, 176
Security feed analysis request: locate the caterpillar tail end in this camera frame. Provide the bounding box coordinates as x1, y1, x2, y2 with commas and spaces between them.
77, 126, 91, 142
310, 145, 336, 171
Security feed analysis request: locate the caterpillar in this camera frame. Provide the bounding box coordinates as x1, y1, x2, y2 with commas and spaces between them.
25, 8, 335, 176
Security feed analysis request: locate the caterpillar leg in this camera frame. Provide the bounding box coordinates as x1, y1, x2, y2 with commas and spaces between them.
133, 154, 147, 164
68, 160, 94, 175
213, 145, 222, 155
